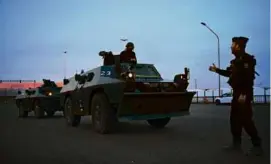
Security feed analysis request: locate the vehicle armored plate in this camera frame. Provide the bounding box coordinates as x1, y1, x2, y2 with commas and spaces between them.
15, 79, 62, 118
60, 51, 196, 134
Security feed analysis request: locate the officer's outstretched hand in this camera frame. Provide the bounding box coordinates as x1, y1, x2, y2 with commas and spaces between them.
238, 94, 246, 103
209, 63, 217, 72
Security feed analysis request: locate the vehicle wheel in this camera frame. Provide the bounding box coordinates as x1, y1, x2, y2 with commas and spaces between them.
46, 111, 55, 117
34, 100, 44, 118
147, 117, 171, 128
18, 101, 28, 118
91, 92, 117, 134
215, 100, 221, 105
64, 97, 81, 127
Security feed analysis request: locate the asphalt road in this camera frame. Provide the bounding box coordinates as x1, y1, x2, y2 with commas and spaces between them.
0, 103, 269, 164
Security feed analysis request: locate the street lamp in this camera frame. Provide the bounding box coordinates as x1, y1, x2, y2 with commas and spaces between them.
201, 22, 221, 96
120, 38, 128, 42
63, 51, 67, 78
194, 78, 197, 90
120, 38, 128, 46
120, 38, 128, 52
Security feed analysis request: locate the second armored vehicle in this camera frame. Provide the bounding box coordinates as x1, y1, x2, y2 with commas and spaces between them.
15, 79, 62, 118
60, 51, 196, 134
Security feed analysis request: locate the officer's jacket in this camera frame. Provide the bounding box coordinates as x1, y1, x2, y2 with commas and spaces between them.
216, 53, 256, 94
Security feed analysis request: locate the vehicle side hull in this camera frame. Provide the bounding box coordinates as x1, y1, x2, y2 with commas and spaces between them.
16, 96, 61, 112
60, 82, 196, 120
59, 83, 126, 115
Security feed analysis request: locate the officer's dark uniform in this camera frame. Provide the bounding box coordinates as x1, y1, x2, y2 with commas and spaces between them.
215, 37, 261, 148
120, 42, 137, 64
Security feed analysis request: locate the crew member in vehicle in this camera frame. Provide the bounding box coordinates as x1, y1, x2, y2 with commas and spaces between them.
120, 42, 137, 64
209, 36, 263, 156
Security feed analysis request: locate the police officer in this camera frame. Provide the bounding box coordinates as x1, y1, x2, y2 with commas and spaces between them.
120, 42, 137, 64
209, 36, 263, 156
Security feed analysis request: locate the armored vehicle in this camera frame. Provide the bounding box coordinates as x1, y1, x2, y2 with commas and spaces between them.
15, 79, 62, 118
60, 51, 196, 134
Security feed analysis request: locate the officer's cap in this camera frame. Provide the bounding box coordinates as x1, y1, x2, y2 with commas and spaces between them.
126, 42, 134, 48
232, 36, 249, 46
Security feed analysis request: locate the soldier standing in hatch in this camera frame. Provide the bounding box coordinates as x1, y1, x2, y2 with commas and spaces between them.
209, 36, 263, 156
120, 42, 137, 64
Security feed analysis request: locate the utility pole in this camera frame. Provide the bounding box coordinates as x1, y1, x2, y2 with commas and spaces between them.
194, 78, 199, 102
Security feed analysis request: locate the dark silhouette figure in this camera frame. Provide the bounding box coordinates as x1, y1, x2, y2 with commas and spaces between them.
209, 36, 263, 156
120, 42, 137, 64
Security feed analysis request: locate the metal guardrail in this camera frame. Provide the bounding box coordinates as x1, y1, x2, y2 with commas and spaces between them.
192, 95, 270, 104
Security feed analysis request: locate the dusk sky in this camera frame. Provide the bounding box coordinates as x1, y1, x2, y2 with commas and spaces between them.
0, 0, 270, 89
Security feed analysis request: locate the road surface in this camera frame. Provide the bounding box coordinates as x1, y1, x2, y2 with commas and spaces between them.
0, 103, 269, 164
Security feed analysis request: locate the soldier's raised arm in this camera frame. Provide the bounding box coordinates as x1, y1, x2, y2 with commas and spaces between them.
209, 62, 232, 77
215, 63, 232, 77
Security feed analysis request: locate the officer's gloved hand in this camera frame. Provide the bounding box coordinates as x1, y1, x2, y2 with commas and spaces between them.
238, 94, 246, 103
209, 63, 217, 72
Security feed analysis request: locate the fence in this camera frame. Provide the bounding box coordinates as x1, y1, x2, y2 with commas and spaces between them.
192, 95, 270, 104
0, 88, 20, 96
189, 87, 270, 104
0, 81, 270, 104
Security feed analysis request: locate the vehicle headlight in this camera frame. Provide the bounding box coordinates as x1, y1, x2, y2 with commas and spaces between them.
48, 92, 52, 96
128, 72, 133, 78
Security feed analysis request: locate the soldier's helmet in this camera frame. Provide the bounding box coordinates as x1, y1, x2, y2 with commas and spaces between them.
232, 36, 249, 48
126, 42, 134, 48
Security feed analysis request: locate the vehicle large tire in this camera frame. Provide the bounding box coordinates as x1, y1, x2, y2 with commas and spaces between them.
147, 117, 171, 128
18, 101, 28, 118
46, 110, 55, 117
91, 92, 117, 134
64, 97, 81, 127
34, 100, 44, 118
215, 99, 221, 105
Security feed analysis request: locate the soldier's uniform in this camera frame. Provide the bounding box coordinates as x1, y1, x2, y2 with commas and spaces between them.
120, 42, 137, 64
215, 37, 262, 155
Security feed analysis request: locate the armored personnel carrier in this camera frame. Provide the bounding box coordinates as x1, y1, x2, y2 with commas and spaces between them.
15, 79, 62, 118
60, 51, 196, 134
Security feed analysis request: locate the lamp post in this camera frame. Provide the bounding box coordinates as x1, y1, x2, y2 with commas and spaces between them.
194, 78, 197, 90
201, 22, 221, 96
63, 51, 67, 78
194, 78, 199, 102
